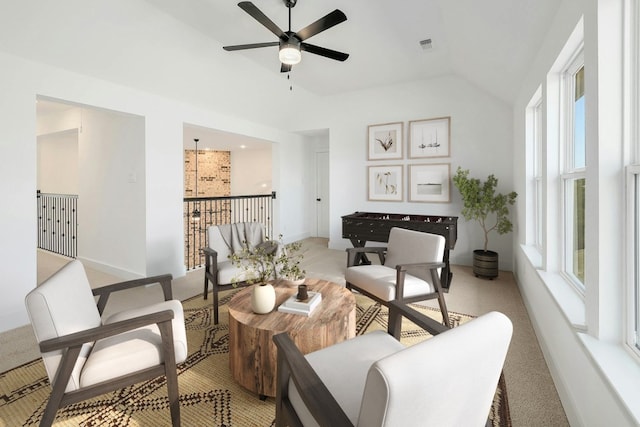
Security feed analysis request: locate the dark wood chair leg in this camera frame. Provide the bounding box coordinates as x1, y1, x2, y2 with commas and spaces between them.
40, 346, 83, 427
158, 320, 181, 427
437, 293, 451, 328
275, 343, 288, 427
388, 306, 403, 340
213, 282, 220, 325
431, 269, 451, 328
203, 273, 209, 300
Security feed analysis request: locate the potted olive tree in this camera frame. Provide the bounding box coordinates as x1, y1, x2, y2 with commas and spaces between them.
452, 167, 517, 279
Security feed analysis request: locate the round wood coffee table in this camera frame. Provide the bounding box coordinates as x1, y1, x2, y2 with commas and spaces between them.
227, 278, 356, 398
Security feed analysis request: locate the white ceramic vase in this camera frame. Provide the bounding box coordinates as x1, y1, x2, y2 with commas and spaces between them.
251, 283, 276, 314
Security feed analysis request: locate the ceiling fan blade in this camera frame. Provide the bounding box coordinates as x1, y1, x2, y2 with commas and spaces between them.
238, 1, 285, 38
296, 9, 347, 41
281, 63, 292, 73
223, 41, 279, 51
301, 43, 349, 61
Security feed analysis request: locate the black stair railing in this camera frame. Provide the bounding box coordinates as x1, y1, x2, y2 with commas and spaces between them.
37, 191, 78, 259
183, 192, 275, 270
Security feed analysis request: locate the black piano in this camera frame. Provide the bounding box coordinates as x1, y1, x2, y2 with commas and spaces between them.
342, 212, 458, 291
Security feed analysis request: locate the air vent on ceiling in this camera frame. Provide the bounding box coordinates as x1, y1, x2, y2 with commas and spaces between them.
419, 38, 433, 50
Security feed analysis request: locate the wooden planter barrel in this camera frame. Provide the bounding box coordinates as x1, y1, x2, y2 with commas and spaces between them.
473, 250, 499, 279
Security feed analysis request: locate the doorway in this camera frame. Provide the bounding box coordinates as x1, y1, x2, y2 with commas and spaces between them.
316, 151, 329, 238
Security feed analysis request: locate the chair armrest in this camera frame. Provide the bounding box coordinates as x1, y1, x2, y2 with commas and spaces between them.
387, 299, 449, 339
203, 247, 219, 274
93, 274, 174, 315
273, 333, 353, 427
202, 247, 218, 258
39, 309, 175, 353
346, 246, 386, 267
395, 261, 445, 271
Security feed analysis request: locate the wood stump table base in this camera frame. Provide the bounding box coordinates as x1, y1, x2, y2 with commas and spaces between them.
228, 279, 356, 397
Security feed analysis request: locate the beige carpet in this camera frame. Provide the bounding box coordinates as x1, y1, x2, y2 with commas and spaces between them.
0, 288, 509, 426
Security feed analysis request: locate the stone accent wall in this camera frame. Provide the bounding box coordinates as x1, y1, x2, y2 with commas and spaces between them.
184, 149, 231, 197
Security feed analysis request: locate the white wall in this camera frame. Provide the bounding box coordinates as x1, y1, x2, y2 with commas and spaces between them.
512, 0, 637, 424
296, 76, 515, 269
0, 58, 37, 332
37, 130, 78, 194
231, 148, 272, 195
77, 108, 147, 277
274, 137, 315, 243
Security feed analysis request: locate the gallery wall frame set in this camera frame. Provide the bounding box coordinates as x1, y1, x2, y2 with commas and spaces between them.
367, 117, 451, 160
366, 116, 452, 203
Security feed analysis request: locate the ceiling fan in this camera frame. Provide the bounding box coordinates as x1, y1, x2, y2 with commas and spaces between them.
223, 0, 349, 73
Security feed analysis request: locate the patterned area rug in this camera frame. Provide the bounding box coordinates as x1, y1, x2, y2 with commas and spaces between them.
0, 289, 511, 426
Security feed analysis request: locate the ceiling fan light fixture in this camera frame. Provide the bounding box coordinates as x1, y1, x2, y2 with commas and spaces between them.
279, 43, 302, 65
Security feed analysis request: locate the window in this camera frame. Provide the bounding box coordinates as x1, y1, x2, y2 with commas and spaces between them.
631, 169, 640, 354
533, 98, 544, 251
526, 88, 544, 255
562, 52, 586, 291
627, 0, 640, 357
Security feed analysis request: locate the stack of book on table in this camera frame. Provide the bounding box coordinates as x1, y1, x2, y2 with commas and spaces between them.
277, 291, 322, 316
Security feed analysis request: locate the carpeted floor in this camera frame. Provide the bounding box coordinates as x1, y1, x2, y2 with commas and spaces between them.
0, 286, 510, 426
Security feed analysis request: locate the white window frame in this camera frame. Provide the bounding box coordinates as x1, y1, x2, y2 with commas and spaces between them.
560, 49, 586, 293
627, 167, 640, 357
533, 98, 544, 252
626, 0, 640, 358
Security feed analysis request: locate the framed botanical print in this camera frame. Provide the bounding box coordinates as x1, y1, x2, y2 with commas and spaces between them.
368, 165, 403, 201
408, 163, 451, 203
408, 117, 451, 158
367, 122, 403, 160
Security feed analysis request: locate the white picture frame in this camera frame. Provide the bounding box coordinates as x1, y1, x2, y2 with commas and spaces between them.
408, 117, 451, 158
368, 165, 403, 201
408, 163, 451, 203
367, 122, 403, 160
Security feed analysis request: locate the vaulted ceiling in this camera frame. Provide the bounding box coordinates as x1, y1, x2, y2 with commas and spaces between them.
145, 0, 561, 103
1, 0, 562, 132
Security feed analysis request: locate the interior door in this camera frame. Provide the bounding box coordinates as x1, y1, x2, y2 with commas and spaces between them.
316, 151, 329, 238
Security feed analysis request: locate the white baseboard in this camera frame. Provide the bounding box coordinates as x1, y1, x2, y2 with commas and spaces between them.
76, 256, 143, 280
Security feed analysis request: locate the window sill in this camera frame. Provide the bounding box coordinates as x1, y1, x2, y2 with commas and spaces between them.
537, 270, 587, 331
520, 244, 542, 269
578, 334, 640, 423
521, 244, 639, 424
521, 244, 586, 331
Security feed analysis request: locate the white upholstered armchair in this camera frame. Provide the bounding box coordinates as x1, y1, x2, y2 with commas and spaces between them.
273, 300, 513, 427
203, 221, 277, 324
345, 227, 451, 327
25, 260, 188, 427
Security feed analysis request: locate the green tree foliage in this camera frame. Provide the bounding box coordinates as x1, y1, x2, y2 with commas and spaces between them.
452, 167, 518, 252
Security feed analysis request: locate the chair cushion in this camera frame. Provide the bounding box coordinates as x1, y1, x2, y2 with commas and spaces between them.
25, 260, 101, 392
80, 300, 187, 388
208, 226, 233, 261
288, 331, 405, 426
208, 224, 280, 285
358, 312, 513, 426
217, 259, 249, 285
345, 264, 435, 301
384, 228, 445, 282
